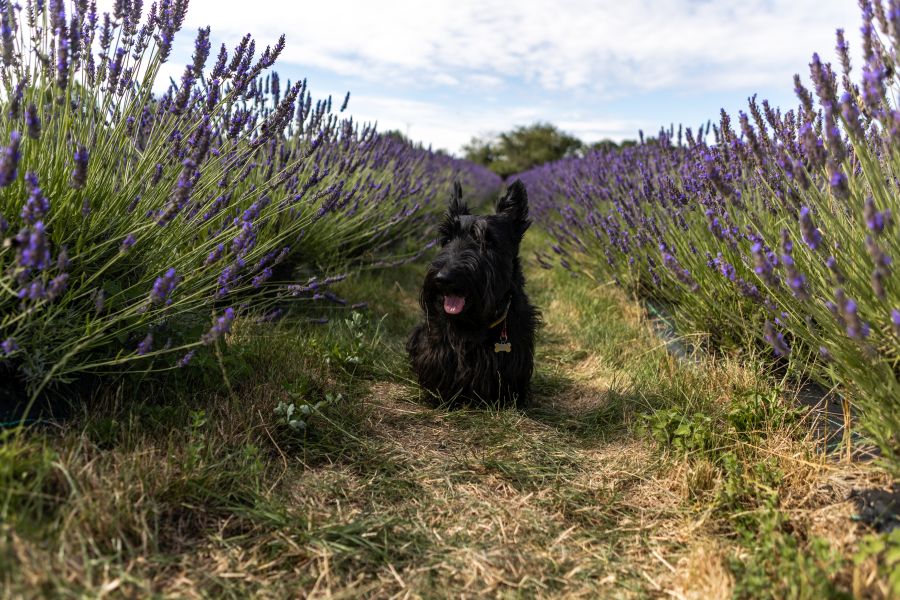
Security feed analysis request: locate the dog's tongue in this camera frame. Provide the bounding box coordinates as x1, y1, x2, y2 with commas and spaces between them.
443, 295, 466, 315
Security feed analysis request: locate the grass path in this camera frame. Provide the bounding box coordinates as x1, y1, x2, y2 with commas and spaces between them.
1, 244, 893, 598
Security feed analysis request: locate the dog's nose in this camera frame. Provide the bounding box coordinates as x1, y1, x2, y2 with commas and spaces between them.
434, 269, 451, 285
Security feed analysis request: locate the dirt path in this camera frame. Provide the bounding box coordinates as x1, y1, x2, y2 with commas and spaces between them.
261, 260, 732, 598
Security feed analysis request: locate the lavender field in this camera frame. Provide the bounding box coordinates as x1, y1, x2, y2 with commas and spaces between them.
1, 0, 898, 597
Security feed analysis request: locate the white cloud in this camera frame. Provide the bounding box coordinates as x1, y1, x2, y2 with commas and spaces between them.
167, 0, 859, 96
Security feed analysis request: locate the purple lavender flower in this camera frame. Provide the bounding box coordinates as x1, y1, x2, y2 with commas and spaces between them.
835, 29, 851, 81
18, 279, 46, 301
211, 44, 227, 78
842, 297, 870, 340
0, 131, 22, 187
56, 35, 69, 90
1, 338, 19, 356
780, 230, 809, 300
191, 26, 211, 75
17, 221, 51, 271
798, 207, 822, 250
107, 47, 125, 91
157, 159, 197, 225
242, 195, 271, 222
21, 172, 50, 225
231, 220, 256, 257
321, 274, 348, 286
660, 246, 699, 291
47, 273, 68, 300
121, 234, 136, 251
712, 253, 736, 281
861, 59, 886, 114
866, 235, 892, 299
1, 13, 14, 68
201, 307, 235, 345
204, 243, 225, 266
841, 92, 865, 139
151, 163, 164, 186
825, 256, 844, 285
216, 259, 244, 298
136, 333, 154, 355
763, 321, 790, 356
71, 145, 89, 188
177, 350, 196, 367
864, 197, 892, 234
322, 291, 348, 305
25, 104, 41, 139
892, 309, 900, 337
827, 162, 848, 199
751, 242, 778, 286
149, 268, 179, 306
56, 247, 69, 271
251, 267, 272, 288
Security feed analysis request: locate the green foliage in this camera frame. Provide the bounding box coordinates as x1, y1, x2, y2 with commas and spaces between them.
855, 529, 900, 597
463, 122, 584, 178
730, 508, 847, 600
638, 386, 804, 460
639, 407, 717, 454
274, 393, 340, 433
589, 139, 637, 152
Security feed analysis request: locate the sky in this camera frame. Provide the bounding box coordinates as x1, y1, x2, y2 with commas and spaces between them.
142, 0, 861, 155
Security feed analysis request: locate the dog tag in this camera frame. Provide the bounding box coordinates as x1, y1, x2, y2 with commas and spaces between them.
494, 342, 512, 353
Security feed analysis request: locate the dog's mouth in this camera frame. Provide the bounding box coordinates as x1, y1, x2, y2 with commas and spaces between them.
442, 295, 466, 315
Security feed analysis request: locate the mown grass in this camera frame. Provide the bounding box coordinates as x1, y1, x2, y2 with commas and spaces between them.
0, 236, 895, 598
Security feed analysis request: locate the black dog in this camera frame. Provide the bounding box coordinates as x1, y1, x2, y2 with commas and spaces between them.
406, 180, 539, 407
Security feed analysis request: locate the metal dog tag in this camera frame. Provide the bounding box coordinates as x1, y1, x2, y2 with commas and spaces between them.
494, 342, 512, 353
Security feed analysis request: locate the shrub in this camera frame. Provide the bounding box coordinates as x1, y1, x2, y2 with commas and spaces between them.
0, 0, 500, 407
521, 3, 900, 474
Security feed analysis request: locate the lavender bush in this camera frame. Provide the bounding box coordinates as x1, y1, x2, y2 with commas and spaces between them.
521, 0, 900, 474
0, 0, 499, 405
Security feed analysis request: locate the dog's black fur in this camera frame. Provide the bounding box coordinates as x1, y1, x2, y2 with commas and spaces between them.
406, 180, 540, 407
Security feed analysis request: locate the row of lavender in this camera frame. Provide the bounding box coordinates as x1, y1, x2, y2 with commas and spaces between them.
520, 2, 900, 473
0, 0, 500, 402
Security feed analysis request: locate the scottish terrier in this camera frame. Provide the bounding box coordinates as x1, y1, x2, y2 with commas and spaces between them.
406, 180, 539, 406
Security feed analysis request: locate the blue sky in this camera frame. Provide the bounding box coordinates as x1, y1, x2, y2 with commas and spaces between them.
145, 0, 860, 155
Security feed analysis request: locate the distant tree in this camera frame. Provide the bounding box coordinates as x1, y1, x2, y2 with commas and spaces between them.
461, 137, 496, 167
462, 122, 584, 178
590, 138, 638, 152
590, 139, 620, 152
379, 129, 450, 155
381, 129, 413, 144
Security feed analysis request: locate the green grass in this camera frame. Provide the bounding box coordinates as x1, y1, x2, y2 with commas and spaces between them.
0, 239, 894, 598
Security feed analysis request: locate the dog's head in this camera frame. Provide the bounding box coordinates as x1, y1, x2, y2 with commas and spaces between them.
422, 180, 530, 325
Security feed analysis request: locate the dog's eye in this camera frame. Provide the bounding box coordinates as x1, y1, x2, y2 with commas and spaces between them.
438, 217, 460, 245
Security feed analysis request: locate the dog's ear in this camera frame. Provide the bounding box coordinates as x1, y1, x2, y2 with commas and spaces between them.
447, 181, 469, 217
496, 180, 530, 235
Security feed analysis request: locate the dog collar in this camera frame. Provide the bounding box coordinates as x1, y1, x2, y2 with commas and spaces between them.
488, 297, 512, 329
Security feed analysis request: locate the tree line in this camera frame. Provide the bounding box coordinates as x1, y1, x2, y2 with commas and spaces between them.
462, 122, 637, 179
